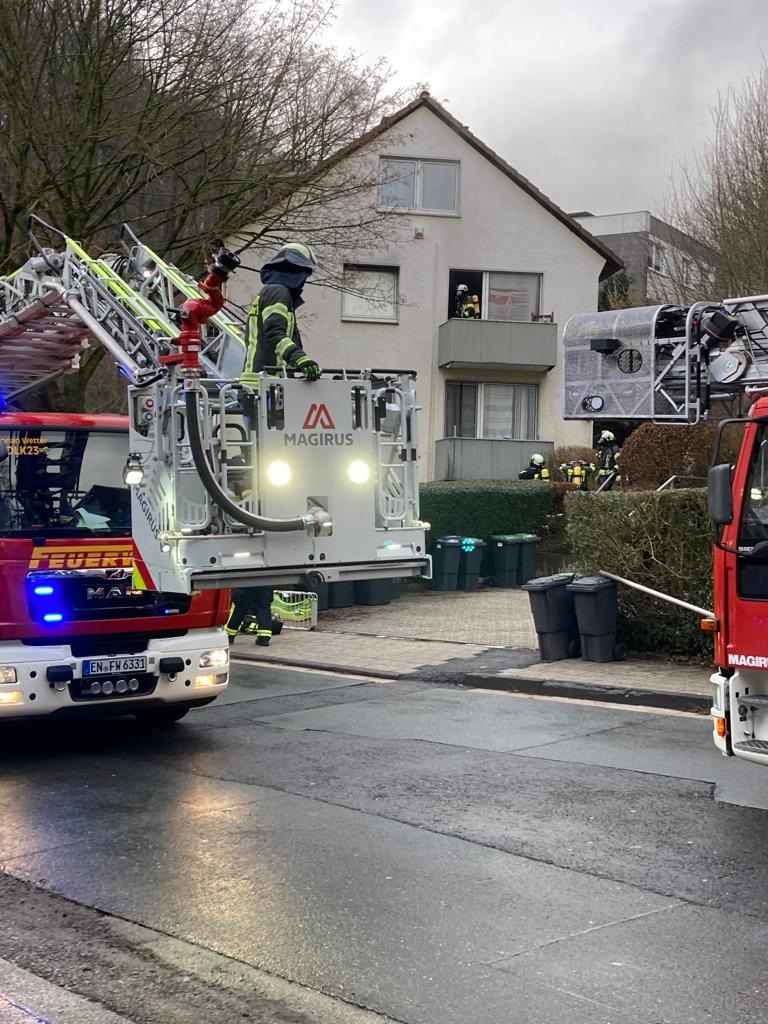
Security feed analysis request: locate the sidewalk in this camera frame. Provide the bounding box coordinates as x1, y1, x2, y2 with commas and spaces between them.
232, 588, 712, 712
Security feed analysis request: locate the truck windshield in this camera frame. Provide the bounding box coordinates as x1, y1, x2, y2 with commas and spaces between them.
0, 428, 130, 537
739, 426, 768, 546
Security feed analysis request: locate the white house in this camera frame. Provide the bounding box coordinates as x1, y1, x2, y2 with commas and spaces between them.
229, 93, 621, 481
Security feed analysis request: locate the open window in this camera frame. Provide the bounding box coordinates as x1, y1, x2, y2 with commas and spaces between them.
447, 270, 541, 321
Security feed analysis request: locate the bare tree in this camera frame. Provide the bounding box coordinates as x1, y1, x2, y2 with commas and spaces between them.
0, 0, 414, 408
667, 63, 768, 298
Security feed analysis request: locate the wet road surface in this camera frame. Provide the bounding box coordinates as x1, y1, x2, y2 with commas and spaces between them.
0, 661, 767, 1024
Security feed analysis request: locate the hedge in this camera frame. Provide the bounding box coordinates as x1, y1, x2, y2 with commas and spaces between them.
419, 480, 554, 544
565, 488, 714, 660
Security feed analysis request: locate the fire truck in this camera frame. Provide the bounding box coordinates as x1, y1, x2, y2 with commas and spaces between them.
563, 293, 768, 766
0, 218, 428, 720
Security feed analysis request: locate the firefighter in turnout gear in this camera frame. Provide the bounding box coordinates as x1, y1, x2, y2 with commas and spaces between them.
595, 430, 621, 490
518, 453, 550, 481
559, 459, 592, 491
455, 283, 479, 319
224, 587, 275, 646
241, 242, 321, 384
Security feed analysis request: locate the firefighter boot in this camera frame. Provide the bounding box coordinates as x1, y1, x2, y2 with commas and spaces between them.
255, 628, 272, 647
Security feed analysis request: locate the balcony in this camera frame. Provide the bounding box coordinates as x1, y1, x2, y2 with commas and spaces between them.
434, 438, 555, 481
438, 319, 557, 372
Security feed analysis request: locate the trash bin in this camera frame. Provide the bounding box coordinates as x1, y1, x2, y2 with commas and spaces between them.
354, 579, 393, 606
309, 582, 329, 612
521, 573, 580, 660
328, 581, 355, 608
429, 535, 462, 590
458, 537, 485, 590
390, 578, 402, 600
487, 534, 539, 587
565, 575, 625, 662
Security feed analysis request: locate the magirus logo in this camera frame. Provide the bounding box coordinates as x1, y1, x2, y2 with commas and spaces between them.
287, 402, 352, 446
303, 403, 335, 429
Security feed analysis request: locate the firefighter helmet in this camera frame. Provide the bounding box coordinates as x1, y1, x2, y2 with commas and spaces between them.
598, 430, 615, 444
264, 242, 318, 274
531, 453, 545, 466
456, 283, 469, 293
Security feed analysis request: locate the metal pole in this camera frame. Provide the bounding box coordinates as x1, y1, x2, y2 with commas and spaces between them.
598, 570, 714, 619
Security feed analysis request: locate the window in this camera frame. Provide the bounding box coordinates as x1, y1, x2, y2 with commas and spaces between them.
341, 265, 398, 322
444, 382, 538, 440
649, 241, 666, 273
380, 158, 459, 213
447, 269, 542, 321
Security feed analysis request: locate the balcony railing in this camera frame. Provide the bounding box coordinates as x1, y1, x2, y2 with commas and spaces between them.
438, 318, 557, 371
434, 438, 555, 481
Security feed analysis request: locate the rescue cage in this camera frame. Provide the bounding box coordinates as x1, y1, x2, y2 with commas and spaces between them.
270, 590, 318, 630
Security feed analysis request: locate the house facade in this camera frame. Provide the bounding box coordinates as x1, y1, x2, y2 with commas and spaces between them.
573, 210, 716, 305
229, 94, 620, 481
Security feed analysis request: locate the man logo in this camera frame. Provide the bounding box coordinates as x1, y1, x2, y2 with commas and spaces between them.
303, 403, 335, 430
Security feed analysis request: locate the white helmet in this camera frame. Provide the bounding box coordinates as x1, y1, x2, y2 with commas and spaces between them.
531, 453, 545, 466
457, 283, 469, 293
599, 430, 615, 444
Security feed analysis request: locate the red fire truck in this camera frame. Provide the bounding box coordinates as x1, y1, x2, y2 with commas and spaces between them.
0, 410, 230, 721
563, 294, 768, 766
0, 218, 429, 720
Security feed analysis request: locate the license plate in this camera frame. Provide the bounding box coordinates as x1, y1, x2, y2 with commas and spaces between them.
83, 656, 148, 677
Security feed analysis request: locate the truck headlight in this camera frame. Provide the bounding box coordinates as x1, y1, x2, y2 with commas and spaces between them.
199, 649, 228, 669
0, 667, 17, 684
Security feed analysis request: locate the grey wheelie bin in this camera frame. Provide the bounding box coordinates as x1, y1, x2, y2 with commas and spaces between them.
522, 573, 580, 661
565, 575, 626, 662
429, 535, 462, 591
458, 538, 485, 590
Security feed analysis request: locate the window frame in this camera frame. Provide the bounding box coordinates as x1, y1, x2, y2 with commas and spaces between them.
379, 157, 460, 216
340, 263, 400, 324
443, 381, 539, 441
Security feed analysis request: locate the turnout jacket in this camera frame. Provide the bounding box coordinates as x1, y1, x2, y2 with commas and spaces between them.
241, 283, 310, 382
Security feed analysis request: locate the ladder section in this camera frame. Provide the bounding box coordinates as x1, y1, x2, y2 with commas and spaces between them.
114, 224, 246, 379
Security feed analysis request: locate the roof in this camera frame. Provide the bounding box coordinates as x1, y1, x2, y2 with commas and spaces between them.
324, 92, 623, 281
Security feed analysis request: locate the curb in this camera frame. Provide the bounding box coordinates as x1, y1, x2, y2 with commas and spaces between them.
231, 650, 711, 713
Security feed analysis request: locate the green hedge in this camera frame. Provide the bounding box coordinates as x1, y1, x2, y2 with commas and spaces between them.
566, 489, 713, 659
419, 480, 554, 543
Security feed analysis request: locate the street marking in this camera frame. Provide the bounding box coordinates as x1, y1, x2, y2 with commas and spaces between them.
0, 992, 54, 1023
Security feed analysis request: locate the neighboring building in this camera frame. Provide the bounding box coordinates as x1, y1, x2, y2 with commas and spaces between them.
572, 210, 717, 306
229, 93, 621, 481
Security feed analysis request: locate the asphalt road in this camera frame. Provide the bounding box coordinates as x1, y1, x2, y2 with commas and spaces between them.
1, 661, 768, 1024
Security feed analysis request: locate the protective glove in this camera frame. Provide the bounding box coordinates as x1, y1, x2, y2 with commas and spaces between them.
295, 356, 322, 381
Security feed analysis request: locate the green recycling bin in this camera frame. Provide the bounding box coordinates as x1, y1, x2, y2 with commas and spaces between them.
487, 533, 539, 587
458, 537, 485, 590
429, 535, 462, 590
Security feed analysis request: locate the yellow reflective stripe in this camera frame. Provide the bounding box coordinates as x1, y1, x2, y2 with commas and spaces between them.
262, 302, 293, 330
275, 337, 295, 359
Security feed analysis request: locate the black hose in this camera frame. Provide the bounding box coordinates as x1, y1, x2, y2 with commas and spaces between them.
184, 389, 307, 532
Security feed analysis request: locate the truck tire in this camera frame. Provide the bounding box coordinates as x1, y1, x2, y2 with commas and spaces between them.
134, 705, 191, 727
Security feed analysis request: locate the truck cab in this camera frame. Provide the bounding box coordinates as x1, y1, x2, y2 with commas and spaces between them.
0, 412, 230, 720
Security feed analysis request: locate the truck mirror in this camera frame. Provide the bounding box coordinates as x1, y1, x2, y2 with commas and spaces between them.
708, 463, 733, 525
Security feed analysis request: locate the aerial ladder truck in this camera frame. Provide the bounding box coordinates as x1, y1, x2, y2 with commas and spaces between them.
0, 217, 428, 720
563, 293, 768, 766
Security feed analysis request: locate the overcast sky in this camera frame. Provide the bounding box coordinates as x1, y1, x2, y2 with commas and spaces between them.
329, 0, 768, 217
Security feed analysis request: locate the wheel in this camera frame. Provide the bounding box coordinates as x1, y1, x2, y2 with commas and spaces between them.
567, 638, 582, 658
134, 705, 191, 727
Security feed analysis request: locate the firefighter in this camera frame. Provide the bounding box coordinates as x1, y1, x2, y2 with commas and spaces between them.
595, 430, 621, 490
559, 459, 592, 491
240, 242, 322, 384
518, 453, 550, 480
224, 587, 275, 646
455, 283, 479, 319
